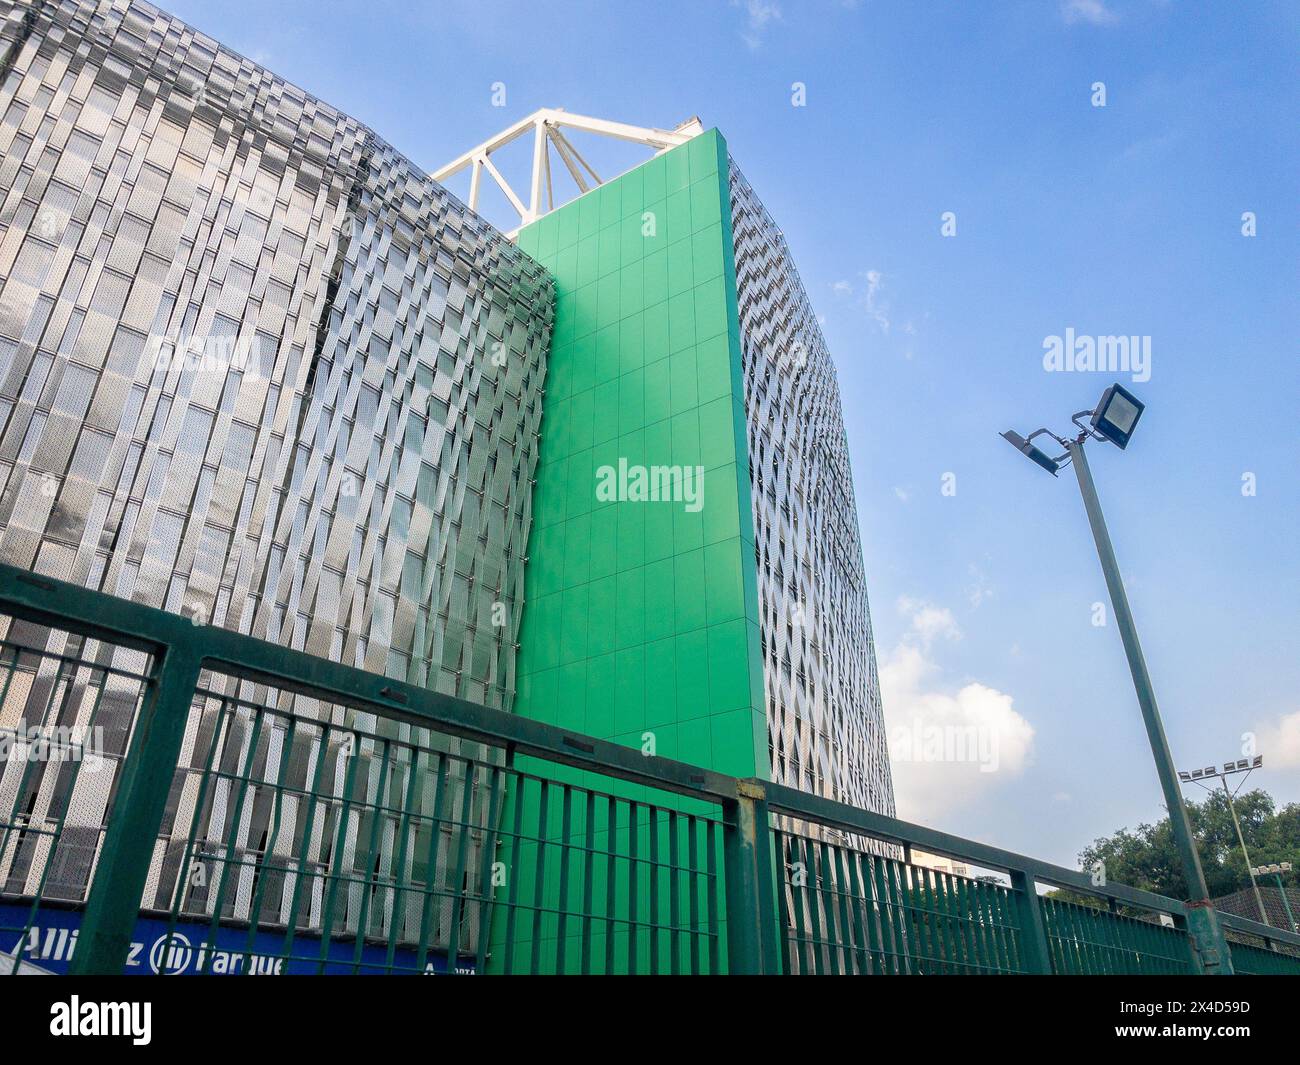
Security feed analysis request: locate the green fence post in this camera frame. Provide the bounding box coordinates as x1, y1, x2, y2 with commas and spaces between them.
723, 779, 780, 974
1010, 869, 1052, 973
69, 644, 203, 974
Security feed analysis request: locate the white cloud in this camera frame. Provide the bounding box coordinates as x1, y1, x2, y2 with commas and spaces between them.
966, 564, 994, 609
829, 270, 891, 332
1251, 711, 1300, 769
733, 0, 782, 50
863, 269, 890, 333
882, 599, 1034, 822
896, 596, 960, 647
1061, 0, 1118, 26
893, 486, 910, 503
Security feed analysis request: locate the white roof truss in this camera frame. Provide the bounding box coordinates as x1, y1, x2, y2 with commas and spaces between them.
433, 108, 704, 232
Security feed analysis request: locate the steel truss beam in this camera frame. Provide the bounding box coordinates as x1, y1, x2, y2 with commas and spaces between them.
432, 108, 704, 230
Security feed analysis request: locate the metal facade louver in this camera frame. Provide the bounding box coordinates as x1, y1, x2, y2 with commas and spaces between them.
728, 163, 895, 818
0, 0, 552, 950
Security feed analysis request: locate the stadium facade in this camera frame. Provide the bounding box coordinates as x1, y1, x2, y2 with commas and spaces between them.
508, 135, 893, 816
0, 0, 891, 971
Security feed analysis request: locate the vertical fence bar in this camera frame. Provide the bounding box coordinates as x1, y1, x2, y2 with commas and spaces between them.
69, 644, 203, 975
833, 843, 864, 974
387, 754, 422, 972
802, 835, 826, 974
971, 879, 1002, 973
413, 753, 449, 973
706, 817, 720, 974
687, 814, 701, 975
529, 779, 550, 973
1010, 868, 1052, 974
721, 780, 778, 974
443, 760, 477, 973
473, 765, 504, 975
315, 727, 362, 973
948, 873, 975, 972
871, 855, 903, 973
554, 784, 572, 975
905, 865, 930, 971
349, 738, 392, 974
604, 795, 617, 974
837, 847, 866, 973
501, 773, 526, 975
627, 801, 639, 973
889, 858, 915, 973
201, 703, 267, 971
668, 809, 681, 975
648, 806, 660, 975
580, 790, 595, 974
280, 721, 332, 967
243, 716, 300, 966
776, 832, 799, 973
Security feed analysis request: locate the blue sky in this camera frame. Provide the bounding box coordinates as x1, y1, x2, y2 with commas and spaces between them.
164, 0, 1299, 868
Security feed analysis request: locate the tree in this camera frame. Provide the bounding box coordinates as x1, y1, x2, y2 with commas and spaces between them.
1075, 789, 1300, 901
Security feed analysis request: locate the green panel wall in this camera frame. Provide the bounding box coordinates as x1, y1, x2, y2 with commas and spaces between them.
513, 129, 767, 780
486, 130, 768, 972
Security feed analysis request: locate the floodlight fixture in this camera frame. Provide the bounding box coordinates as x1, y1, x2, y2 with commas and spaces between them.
1000, 429, 1063, 476
1089, 383, 1145, 450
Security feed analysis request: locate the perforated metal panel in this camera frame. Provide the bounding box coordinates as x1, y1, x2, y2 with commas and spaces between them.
0, 0, 552, 955
0, 0, 553, 707
728, 162, 895, 817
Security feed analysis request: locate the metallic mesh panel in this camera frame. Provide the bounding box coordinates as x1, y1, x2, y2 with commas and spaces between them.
728, 161, 895, 817
0, 0, 553, 955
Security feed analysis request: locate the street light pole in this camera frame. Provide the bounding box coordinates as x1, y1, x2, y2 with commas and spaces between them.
1067, 440, 1212, 902
1066, 438, 1230, 971
1004, 385, 1235, 972
1219, 775, 1269, 925
1269, 870, 1297, 934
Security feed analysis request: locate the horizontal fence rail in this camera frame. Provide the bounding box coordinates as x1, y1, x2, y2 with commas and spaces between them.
1, 563, 1299, 975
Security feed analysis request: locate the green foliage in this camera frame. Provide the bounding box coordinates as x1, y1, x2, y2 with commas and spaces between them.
1076, 789, 1299, 901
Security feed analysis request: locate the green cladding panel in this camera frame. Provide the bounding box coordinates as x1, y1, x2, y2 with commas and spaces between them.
512, 130, 768, 780
487, 131, 767, 973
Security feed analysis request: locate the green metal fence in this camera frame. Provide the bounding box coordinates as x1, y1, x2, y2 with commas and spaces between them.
1228, 940, 1300, 975
2, 562, 1299, 975
1040, 897, 1195, 975
775, 826, 1025, 974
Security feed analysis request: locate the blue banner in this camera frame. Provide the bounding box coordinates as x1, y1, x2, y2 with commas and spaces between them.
0, 903, 474, 975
